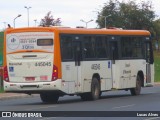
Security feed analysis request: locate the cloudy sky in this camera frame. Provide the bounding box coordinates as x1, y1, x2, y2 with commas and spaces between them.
0, 0, 160, 29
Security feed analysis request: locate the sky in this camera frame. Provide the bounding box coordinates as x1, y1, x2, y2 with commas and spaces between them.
0, 0, 160, 30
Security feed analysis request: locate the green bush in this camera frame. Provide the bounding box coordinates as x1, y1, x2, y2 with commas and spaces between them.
154, 51, 160, 82
0, 87, 4, 93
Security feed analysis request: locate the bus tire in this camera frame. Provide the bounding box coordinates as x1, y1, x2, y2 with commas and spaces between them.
130, 75, 142, 96
90, 77, 100, 100
40, 93, 59, 103
80, 77, 100, 101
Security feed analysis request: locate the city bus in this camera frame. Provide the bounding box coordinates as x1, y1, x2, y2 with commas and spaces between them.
3, 27, 154, 103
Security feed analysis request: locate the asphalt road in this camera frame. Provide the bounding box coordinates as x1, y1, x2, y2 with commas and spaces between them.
0, 86, 160, 120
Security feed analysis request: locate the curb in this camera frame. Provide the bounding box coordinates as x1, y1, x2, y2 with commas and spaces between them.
154, 82, 160, 86
0, 93, 39, 101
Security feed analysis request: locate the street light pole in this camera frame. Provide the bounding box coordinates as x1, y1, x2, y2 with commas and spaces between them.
3, 22, 6, 29
13, 14, 22, 28
80, 19, 93, 28
101, 15, 111, 28
34, 19, 37, 26
24, 6, 31, 27
104, 15, 111, 28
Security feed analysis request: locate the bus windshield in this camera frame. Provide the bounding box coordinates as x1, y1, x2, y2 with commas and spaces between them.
6, 32, 54, 53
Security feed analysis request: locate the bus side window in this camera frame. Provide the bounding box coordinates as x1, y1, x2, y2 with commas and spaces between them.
121, 37, 133, 58
121, 37, 143, 58
96, 36, 108, 59
83, 36, 96, 59
133, 38, 143, 58
60, 36, 73, 61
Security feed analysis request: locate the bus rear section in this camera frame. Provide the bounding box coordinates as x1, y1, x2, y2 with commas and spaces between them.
4, 30, 61, 94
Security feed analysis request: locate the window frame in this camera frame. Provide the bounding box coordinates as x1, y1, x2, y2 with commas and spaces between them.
37, 39, 53, 46
60, 34, 148, 62
60, 34, 74, 61
119, 35, 146, 60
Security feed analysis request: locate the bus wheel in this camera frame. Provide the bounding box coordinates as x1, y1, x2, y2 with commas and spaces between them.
40, 93, 59, 103
130, 75, 142, 96
80, 77, 100, 101
90, 77, 100, 100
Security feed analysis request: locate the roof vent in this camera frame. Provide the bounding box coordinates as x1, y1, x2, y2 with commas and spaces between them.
76, 26, 85, 28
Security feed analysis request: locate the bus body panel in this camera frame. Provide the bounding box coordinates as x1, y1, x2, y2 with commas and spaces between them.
61, 60, 113, 94
3, 79, 62, 92
7, 53, 53, 83
150, 64, 154, 86
61, 62, 78, 94
112, 60, 146, 89
82, 61, 112, 92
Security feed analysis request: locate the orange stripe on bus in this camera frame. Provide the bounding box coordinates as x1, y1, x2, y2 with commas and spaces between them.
7, 50, 53, 54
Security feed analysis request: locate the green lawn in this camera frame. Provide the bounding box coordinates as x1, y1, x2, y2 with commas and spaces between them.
0, 87, 4, 93
154, 51, 160, 82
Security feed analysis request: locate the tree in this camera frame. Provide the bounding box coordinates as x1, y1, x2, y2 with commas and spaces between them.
153, 19, 160, 38
152, 19, 160, 50
96, 0, 156, 30
40, 11, 61, 26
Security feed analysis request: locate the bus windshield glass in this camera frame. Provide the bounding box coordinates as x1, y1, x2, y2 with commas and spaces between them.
6, 32, 54, 53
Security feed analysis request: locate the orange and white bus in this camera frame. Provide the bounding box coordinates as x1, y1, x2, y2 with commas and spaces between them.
3, 27, 154, 103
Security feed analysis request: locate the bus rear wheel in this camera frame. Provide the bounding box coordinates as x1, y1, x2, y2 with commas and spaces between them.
40, 93, 59, 103
130, 75, 142, 96
91, 77, 100, 100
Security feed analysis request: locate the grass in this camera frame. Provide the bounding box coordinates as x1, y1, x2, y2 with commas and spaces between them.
0, 77, 4, 93
154, 51, 160, 82
0, 87, 4, 93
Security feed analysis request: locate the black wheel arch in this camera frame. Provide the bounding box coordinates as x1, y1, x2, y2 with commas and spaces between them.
92, 73, 101, 90
137, 71, 144, 87
92, 73, 100, 83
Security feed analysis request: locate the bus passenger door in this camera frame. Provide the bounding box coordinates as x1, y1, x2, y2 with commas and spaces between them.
73, 40, 82, 93
61, 35, 82, 94
109, 37, 119, 88
145, 41, 154, 86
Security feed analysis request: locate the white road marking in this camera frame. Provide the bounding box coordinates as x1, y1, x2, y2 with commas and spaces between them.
144, 117, 160, 120
25, 105, 57, 111
112, 104, 135, 109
